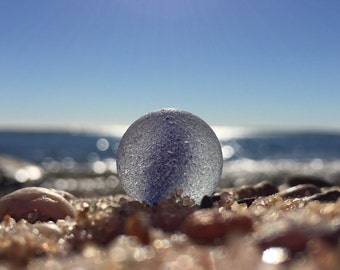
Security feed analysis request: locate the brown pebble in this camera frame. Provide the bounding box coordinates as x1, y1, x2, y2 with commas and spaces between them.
33, 222, 63, 239
200, 194, 223, 208
200, 195, 214, 209
235, 186, 256, 200
181, 208, 253, 242
50, 188, 77, 201
254, 181, 279, 197
72, 213, 122, 247
287, 175, 332, 188
211, 193, 222, 203
124, 212, 150, 245
258, 228, 309, 252
306, 190, 340, 202
259, 223, 340, 253
151, 198, 199, 232
237, 197, 256, 207
278, 184, 321, 199
234, 181, 278, 200
0, 187, 76, 222
318, 225, 340, 245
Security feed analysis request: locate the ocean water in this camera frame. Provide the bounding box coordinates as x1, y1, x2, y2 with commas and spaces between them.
1, 126, 340, 195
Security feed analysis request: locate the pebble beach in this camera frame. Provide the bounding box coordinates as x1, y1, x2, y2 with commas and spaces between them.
1, 179, 340, 269
1, 128, 340, 269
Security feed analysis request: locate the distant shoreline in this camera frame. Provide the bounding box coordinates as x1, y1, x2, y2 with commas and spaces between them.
1, 124, 340, 140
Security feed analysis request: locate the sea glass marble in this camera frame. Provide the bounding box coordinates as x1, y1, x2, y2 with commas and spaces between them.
116, 109, 223, 204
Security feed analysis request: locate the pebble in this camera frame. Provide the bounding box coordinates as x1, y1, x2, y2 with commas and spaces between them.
258, 223, 340, 253
199, 193, 226, 208
124, 212, 150, 245
72, 211, 122, 246
287, 175, 332, 188
306, 190, 340, 202
200, 195, 214, 209
258, 228, 309, 252
253, 181, 279, 197
50, 188, 77, 201
277, 184, 321, 199
234, 181, 278, 200
151, 198, 198, 232
33, 222, 63, 239
0, 187, 76, 222
236, 197, 256, 207
234, 186, 256, 200
181, 208, 253, 242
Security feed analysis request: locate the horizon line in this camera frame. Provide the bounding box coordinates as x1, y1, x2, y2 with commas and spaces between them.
1, 123, 340, 139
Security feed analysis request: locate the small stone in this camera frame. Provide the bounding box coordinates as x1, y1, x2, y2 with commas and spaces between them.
318, 225, 340, 245
278, 184, 321, 199
211, 193, 222, 202
181, 208, 253, 242
33, 222, 63, 239
287, 175, 332, 188
50, 188, 77, 201
258, 228, 309, 253
0, 187, 76, 222
237, 197, 256, 207
124, 212, 150, 245
151, 198, 198, 232
306, 190, 340, 202
234, 186, 256, 200
233, 181, 279, 201
259, 223, 340, 253
253, 181, 279, 197
200, 195, 214, 209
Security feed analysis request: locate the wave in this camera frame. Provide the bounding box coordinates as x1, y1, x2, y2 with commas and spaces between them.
1, 127, 340, 194
220, 158, 340, 188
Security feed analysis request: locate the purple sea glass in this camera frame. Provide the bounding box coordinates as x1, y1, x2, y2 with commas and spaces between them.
116, 108, 223, 204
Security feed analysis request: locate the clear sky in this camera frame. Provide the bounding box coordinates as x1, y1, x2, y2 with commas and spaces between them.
1, 0, 340, 130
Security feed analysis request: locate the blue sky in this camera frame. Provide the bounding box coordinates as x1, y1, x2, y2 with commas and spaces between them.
1, 0, 340, 129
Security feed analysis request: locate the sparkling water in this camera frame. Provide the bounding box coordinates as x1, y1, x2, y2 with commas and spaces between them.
2, 125, 340, 197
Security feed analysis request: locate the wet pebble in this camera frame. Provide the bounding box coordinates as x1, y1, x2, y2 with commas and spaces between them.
200, 194, 221, 209
317, 225, 340, 245
200, 195, 214, 209
181, 208, 253, 242
234, 186, 255, 200
254, 181, 279, 197
50, 188, 77, 201
236, 197, 256, 207
33, 222, 63, 239
151, 198, 198, 232
70, 201, 123, 247
258, 228, 309, 252
258, 223, 340, 253
124, 212, 150, 245
278, 184, 321, 199
234, 181, 278, 200
306, 190, 340, 202
287, 175, 332, 188
0, 187, 76, 223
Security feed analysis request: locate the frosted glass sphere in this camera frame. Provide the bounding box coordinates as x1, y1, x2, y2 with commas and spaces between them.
116, 109, 223, 205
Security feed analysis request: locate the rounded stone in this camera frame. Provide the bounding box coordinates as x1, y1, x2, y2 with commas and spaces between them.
116, 108, 223, 205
